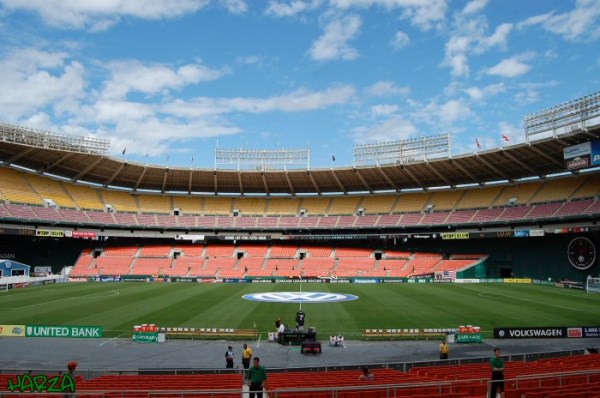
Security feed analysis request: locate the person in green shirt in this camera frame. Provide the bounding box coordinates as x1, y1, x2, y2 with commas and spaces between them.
490, 348, 505, 398
246, 357, 267, 398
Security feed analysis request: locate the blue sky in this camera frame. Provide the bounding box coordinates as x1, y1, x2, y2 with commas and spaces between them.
0, 0, 599, 168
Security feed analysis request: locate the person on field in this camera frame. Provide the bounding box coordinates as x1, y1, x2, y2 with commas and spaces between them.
242, 343, 253, 370
225, 346, 234, 368
295, 310, 306, 331
490, 348, 505, 398
439, 339, 449, 359
246, 357, 267, 398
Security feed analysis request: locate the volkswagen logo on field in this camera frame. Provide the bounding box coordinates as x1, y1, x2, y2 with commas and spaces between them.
242, 292, 358, 303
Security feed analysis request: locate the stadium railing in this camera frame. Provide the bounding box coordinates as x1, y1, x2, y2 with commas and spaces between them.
163, 327, 259, 340
362, 328, 452, 340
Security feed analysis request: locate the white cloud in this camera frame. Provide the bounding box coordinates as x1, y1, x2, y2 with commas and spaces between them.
330, 0, 448, 31
0, 0, 209, 30
442, 4, 513, 78
94, 100, 155, 122
464, 83, 505, 101
485, 53, 534, 78
0, 48, 86, 120
163, 85, 356, 116
265, 0, 322, 17
415, 98, 472, 126
220, 0, 248, 14
308, 14, 362, 61
513, 81, 559, 105
101, 60, 229, 99
349, 117, 418, 144
479, 23, 512, 52
371, 104, 399, 116
391, 30, 410, 50
438, 99, 471, 123
365, 81, 410, 97
517, 0, 600, 42
462, 0, 488, 16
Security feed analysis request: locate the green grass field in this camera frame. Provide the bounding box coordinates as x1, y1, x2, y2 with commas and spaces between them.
1, 282, 599, 338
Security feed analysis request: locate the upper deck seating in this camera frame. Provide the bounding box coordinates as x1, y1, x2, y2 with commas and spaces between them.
299, 197, 330, 215
393, 192, 431, 213
428, 190, 464, 211
456, 186, 502, 210
530, 177, 585, 204
26, 174, 75, 208
0, 168, 42, 205
101, 190, 139, 213
571, 173, 600, 199
360, 195, 395, 214
493, 181, 542, 207
266, 198, 300, 216
172, 196, 202, 214
137, 195, 172, 214
203, 197, 232, 215
328, 196, 361, 215
234, 197, 266, 216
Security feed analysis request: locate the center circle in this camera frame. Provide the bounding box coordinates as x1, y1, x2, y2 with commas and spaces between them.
242, 292, 359, 303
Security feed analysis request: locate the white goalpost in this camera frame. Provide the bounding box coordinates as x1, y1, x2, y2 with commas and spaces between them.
586, 277, 600, 293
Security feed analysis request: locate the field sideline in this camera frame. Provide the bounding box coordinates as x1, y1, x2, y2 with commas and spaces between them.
0, 282, 598, 338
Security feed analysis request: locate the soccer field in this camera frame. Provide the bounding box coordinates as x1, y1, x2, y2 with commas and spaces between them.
1, 282, 598, 338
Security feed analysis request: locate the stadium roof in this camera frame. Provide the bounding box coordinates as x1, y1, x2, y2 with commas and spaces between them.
0, 126, 598, 195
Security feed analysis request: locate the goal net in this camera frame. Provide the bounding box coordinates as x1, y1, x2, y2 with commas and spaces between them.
586, 277, 600, 294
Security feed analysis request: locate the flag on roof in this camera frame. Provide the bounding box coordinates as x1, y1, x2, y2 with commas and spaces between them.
122, 147, 126, 155
332, 155, 336, 161
501, 133, 510, 143
475, 138, 481, 150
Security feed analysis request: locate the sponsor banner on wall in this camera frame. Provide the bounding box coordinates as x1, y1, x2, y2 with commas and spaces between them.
132, 332, 158, 343
26, 325, 103, 338
35, 230, 65, 238
0, 324, 26, 337
455, 333, 483, 343
503, 278, 532, 284
441, 232, 470, 240
352, 279, 381, 284
69, 231, 97, 239
494, 326, 600, 339
593, 140, 600, 166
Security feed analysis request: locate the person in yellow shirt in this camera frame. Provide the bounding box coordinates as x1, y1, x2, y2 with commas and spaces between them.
439, 339, 449, 359
242, 343, 253, 370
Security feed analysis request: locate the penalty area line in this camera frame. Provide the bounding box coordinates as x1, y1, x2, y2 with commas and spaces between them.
98, 331, 130, 346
